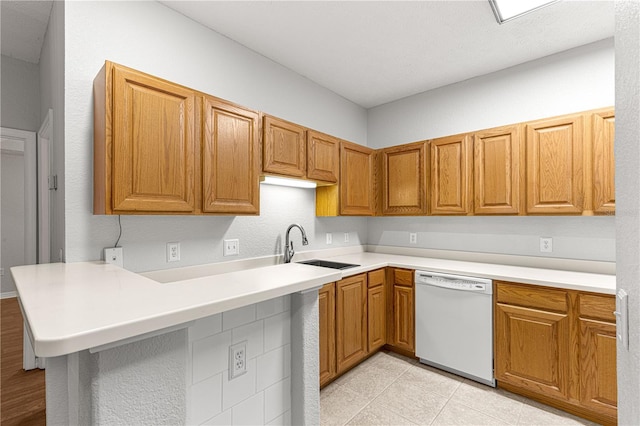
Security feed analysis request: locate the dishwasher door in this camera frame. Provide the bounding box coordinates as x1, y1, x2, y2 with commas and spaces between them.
415, 271, 495, 387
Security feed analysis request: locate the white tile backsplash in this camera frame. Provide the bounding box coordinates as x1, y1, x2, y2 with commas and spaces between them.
193, 331, 231, 383
223, 305, 257, 331
257, 346, 286, 391
266, 410, 291, 426
232, 392, 265, 426
189, 297, 292, 425
190, 373, 223, 425
264, 311, 290, 352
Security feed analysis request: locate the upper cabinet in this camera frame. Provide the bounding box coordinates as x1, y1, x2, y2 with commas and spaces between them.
526, 114, 585, 214
262, 115, 306, 178
380, 141, 428, 215
94, 61, 197, 214
591, 109, 615, 214
430, 134, 472, 215
317, 142, 375, 216
202, 96, 260, 214
307, 130, 340, 183
94, 61, 259, 215
473, 125, 525, 215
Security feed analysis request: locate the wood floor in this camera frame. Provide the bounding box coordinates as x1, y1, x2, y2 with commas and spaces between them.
1, 297, 45, 425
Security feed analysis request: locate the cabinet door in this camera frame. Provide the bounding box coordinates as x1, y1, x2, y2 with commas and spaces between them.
473, 125, 524, 215
202, 97, 260, 214
392, 284, 415, 353
495, 303, 571, 401
307, 130, 339, 183
381, 141, 428, 215
340, 142, 375, 215
592, 110, 615, 214
336, 274, 368, 373
526, 115, 584, 214
108, 63, 197, 213
319, 282, 336, 387
367, 269, 386, 352
430, 134, 472, 215
263, 115, 306, 177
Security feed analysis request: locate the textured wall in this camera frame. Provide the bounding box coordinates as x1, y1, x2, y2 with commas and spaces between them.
0, 55, 40, 131
63, 1, 368, 271
615, 1, 640, 423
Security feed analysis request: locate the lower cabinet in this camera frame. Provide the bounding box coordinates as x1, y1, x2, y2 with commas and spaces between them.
495, 281, 617, 425
388, 268, 415, 355
367, 269, 386, 352
336, 273, 368, 374
319, 282, 336, 387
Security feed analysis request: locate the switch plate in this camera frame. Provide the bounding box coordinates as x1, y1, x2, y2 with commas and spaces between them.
229, 341, 247, 379
224, 239, 239, 256
326, 233, 332, 245
615, 289, 629, 350
104, 247, 124, 267
344, 232, 350, 243
409, 233, 417, 244
167, 242, 180, 262
540, 237, 553, 253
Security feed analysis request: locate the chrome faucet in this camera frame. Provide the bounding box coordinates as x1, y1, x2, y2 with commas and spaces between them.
284, 224, 309, 263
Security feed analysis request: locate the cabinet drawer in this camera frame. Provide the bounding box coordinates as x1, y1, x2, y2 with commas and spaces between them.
579, 293, 616, 322
393, 269, 414, 287
367, 269, 385, 288
496, 281, 568, 313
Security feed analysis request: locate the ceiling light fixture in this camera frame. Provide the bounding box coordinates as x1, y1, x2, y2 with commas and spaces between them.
260, 176, 317, 189
489, 0, 559, 24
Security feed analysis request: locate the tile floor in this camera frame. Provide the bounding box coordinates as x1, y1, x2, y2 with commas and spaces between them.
320, 350, 599, 426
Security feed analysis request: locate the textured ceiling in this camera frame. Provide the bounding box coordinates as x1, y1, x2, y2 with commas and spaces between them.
1, 0, 53, 64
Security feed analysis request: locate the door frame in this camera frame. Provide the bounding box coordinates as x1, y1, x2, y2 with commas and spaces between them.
37, 109, 52, 264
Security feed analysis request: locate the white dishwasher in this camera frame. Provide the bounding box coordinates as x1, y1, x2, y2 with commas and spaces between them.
415, 270, 495, 387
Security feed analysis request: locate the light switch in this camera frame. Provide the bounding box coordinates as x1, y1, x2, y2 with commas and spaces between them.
615, 289, 629, 350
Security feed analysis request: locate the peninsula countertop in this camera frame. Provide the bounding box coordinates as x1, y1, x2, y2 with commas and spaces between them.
12, 250, 615, 358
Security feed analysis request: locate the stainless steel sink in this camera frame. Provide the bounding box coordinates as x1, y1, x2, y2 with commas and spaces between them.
297, 259, 360, 270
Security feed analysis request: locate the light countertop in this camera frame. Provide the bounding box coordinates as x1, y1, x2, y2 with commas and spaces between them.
12, 250, 615, 358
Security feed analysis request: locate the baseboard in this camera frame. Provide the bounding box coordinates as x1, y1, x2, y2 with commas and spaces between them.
1, 291, 17, 299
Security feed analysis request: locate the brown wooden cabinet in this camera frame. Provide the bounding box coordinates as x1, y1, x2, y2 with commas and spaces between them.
316, 141, 375, 216
336, 273, 368, 374
367, 269, 386, 352
94, 61, 197, 214
591, 109, 615, 214
307, 130, 339, 183
430, 134, 472, 215
388, 268, 415, 355
262, 115, 306, 178
526, 114, 585, 214
380, 141, 428, 215
202, 96, 260, 214
473, 125, 525, 215
495, 281, 617, 425
319, 282, 336, 387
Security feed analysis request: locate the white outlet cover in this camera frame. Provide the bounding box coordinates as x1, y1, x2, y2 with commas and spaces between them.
224, 239, 239, 256
167, 242, 180, 262
540, 237, 553, 253
104, 247, 124, 267
344, 232, 350, 243
229, 341, 247, 379
326, 233, 332, 245
409, 233, 418, 244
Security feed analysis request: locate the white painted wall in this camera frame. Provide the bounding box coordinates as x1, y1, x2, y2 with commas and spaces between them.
0, 55, 40, 132
614, 1, 640, 423
63, 1, 367, 271
1, 151, 25, 294
366, 39, 616, 262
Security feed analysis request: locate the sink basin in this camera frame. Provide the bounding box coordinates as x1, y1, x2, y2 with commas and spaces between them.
297, 259, 360, 270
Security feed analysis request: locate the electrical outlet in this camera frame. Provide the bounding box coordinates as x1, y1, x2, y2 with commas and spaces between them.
223, 239, 239, 256
167, 242, 180, 262
326, 233, 332, 244
104, 247, 124, 267
229, 341, 247, 380
409, 233, 418, 244
540, 237, 553, 253
344, 232, 350, 243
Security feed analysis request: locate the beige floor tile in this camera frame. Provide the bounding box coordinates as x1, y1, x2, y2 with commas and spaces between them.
320, 384, 370, 426
367, 350, 417, 374
449, 380, 524, 424
335, 354, 412, 399
518, 400, 600, 425
346, 402, 418, 426
399, 362, 464, 398
374, 379, 449, 425
432, 400, 511, 425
